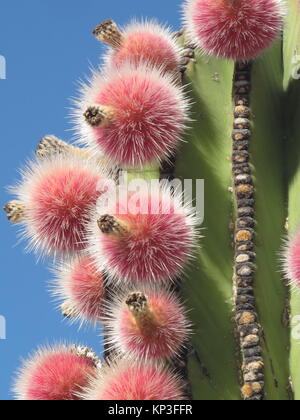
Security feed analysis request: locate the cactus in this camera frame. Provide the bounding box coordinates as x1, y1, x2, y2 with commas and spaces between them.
4, 0, 300, 400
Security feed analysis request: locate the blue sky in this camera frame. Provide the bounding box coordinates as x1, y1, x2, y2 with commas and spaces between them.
0, 0, 182, 400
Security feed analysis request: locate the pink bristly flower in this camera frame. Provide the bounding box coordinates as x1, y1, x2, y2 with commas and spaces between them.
74, 63, 189, 168
52, 256, 106, 325
12, 155, 108, 258
98, 20, 181, 74
104, 286, 191, 361
81, 360, 185, 400
283, 230, 300, 289
183, 0, 285, 61
87, 185, 199, 285
13, 344, 98, 400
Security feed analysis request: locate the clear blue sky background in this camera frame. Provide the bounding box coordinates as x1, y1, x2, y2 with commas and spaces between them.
0, 0, 182, 400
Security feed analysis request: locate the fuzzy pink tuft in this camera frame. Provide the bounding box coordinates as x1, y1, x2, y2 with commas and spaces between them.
105, 286, 190, 361
106, 21, 181, 73
183, 0, 285, 61
283, 230, 300, 288
14, 345, 96, 400
82, 360, 185, 400
13, 156, 107, 258
88, 187, 198, 285
53, 256, 105, 324
75, 64, 189, 167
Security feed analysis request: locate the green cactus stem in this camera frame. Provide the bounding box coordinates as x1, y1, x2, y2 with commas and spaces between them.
6, 0, 300, 401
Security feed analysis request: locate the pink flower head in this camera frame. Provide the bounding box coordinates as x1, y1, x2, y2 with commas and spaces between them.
87, 185, 199, 285
13, 344, 97, 400
74, 63, 189, 167
104, 286, 190, 361
12, 156, 108, 258
52, 256, 105, 325
183, 0, 285, 61
82, 360, 185, 400
283, 230, 300, 289
104, 20, 181, 74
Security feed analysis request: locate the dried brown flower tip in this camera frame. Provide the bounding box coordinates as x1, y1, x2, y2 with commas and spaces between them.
3, 200, 26, 223
93, 19, 123, 48
84, 105, 115, 128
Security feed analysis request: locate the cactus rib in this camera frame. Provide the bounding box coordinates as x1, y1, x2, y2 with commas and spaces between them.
232, 62, 264, 401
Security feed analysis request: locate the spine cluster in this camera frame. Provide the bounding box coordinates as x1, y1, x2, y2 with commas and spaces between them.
232, 62, 264, 401
179, 38, 196, 83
